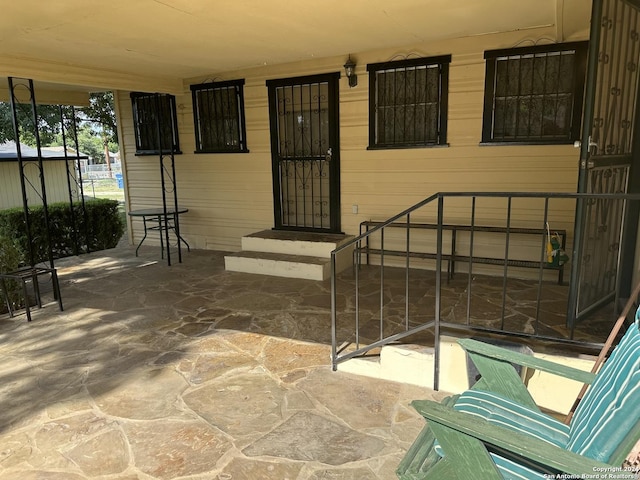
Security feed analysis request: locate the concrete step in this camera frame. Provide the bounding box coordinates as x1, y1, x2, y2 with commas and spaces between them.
337, 337, 596, 415
241, 230, 353, 258
224, 250, 332, 281
337, 344, 437, 389
225, 229, 355, 280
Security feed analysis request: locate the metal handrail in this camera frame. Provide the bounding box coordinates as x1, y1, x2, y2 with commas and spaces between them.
330, 191, 640, 390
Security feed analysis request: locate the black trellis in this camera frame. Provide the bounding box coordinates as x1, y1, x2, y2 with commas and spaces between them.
8, 77, 55, 269
59, 104, 89, 256
1, 77, 64, 320
154, 93, 183, 266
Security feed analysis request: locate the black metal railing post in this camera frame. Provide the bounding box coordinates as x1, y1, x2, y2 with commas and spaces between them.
330, 191, 640, 390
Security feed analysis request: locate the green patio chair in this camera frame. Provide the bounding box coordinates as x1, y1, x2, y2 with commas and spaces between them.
397, 306, 640, 479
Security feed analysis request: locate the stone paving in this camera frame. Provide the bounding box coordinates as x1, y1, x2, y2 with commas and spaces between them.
0, 245, 447, 480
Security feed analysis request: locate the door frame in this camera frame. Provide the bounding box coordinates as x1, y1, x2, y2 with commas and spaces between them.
569, 0, 640, 325
266, 72, 341, 233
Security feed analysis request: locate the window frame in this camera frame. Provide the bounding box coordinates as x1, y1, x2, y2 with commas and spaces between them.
190, 79, 249, 154
481, 41, 589, 145
130, 92, 181, 155
367, 55, 451, 150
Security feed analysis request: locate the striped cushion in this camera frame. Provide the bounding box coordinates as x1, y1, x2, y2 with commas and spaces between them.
490, 454, 547, 480
433, 390, 569, 478
567, 316, 640, 462
431, 310, 640, 476
453, 389, 570, 447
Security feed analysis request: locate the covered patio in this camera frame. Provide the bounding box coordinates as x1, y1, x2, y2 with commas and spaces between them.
0, 244, 448, 479
2, 0, 640, 477
0, 241, 616, 479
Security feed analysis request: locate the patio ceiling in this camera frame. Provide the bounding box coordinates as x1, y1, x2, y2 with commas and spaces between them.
0, 0, 591, 94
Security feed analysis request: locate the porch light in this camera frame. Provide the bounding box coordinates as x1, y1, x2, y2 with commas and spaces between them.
344, 55, 357, 88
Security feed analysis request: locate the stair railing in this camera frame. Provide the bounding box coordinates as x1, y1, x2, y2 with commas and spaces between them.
330, 192, 640, 391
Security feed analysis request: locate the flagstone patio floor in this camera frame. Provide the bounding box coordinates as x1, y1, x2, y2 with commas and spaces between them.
0, 245, 452, 480
0, 242, 617, 480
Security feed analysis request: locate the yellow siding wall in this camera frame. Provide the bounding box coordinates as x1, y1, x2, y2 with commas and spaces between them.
117, 26, 586, 253
0, 160, 74, 210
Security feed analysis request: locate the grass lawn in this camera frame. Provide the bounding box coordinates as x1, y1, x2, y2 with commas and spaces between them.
83, 178, 125, 203
83, 178, 127, 232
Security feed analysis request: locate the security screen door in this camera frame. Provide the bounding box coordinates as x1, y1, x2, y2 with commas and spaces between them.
570, 0, 640, 325
267, 73, 341, 232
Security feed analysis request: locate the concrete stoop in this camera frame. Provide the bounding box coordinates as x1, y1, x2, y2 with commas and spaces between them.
337, 344, 438, 389
224, 229, 354, 280
337, 336, 597, 416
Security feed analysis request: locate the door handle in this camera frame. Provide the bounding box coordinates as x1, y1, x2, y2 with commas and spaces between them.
325, 148, 332, 161
575, 137, 600, 150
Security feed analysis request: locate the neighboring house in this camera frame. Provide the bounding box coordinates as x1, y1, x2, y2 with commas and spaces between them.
0, 0, 638, 308
0, 141, 84, 209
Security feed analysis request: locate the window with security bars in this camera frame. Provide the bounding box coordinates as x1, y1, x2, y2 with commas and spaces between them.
190, 79, 248, 153
368, 55, 451, 148
130, 92, 181, 154
482, 42, 588, 144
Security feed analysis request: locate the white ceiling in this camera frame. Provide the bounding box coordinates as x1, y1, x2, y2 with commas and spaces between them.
0, 0, 591, 93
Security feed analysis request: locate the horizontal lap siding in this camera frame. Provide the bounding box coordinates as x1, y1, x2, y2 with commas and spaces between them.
0, 160, 74, 210
117, 85, 274, 251
118, 26, 584, 258
0, 163, 22, 209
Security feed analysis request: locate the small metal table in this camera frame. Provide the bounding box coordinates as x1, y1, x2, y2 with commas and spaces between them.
128, 207, 190, 265
0, 266, 63, 322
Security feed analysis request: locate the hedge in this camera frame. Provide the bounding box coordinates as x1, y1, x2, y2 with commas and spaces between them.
0, 198, 125, 266
0, 199, 125, 312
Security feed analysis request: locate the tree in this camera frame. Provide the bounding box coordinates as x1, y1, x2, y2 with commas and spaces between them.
0, 91, 118, 167
77, 92, 118, 169
77, 92, 118, 145
54, 127, 104, 163
0, 102, 65, 145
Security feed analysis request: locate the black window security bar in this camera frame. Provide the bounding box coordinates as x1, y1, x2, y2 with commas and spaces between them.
367, 55, 451, 149
131, 92, 181, 155
191, 79, 248, 153
482, 42, 588, 144
330, 191, 640, 391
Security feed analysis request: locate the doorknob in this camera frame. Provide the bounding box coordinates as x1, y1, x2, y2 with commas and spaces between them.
326, 148, 332, 160
575, 137, 600, 150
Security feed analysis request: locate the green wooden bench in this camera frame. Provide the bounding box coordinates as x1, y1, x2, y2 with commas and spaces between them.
397, 308, 640, 479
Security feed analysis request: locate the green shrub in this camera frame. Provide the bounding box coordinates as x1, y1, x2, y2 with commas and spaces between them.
0, 199, 125, 265
0, 236, 23, 310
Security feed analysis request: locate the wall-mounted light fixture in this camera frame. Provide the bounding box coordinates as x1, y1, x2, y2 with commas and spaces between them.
343, 55, 357, 88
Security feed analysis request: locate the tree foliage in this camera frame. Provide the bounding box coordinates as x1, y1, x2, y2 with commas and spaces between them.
0, 91, 118, 162
77, 91, 118, 146
0, 102, 65, 145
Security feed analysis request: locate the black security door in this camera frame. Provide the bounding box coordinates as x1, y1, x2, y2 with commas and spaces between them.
569, 0, 640, 325
267, 73, 341, 232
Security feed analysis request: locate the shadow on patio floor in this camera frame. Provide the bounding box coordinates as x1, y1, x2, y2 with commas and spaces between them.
0, 245, 451, 480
